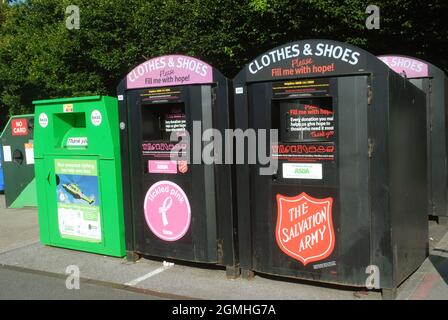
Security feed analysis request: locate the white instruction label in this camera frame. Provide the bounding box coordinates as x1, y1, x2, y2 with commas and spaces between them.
2, 146, 11, 162
282, 163, 322, 179
66, 137, 88, 147
25, 143, 34, 165
58, 207, 101, 241
235, 87, 244, 94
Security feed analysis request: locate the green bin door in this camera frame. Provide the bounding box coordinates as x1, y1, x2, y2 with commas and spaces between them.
44, 156, 106, 253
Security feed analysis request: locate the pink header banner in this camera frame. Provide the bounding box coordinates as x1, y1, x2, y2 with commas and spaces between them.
127, 55, 213, 89
378, 55, 429, 78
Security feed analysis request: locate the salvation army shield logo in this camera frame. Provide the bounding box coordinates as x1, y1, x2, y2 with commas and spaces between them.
276, 192, 335, 266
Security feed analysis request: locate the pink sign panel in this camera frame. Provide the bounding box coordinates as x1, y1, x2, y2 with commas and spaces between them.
144, 181, 191, 241
148, 160, 177, 174
378, 55, 429, 78
127, 55, 213, 89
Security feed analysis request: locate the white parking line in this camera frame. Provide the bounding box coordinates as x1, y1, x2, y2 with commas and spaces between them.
125, 264, 174, 286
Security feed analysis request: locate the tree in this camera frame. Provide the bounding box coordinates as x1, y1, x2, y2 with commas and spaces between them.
0, 0, 447, 119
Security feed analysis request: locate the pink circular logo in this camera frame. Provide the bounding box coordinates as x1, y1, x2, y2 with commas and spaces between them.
144, 181, 191, 241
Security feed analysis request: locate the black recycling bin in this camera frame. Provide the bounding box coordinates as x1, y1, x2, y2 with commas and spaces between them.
233, 39, 428, 297
118, 55, 238, 276
379, 55, 448, 225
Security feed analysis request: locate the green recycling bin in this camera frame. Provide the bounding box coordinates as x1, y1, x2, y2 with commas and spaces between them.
0, 114, 37, 208
33, 96, 125, 257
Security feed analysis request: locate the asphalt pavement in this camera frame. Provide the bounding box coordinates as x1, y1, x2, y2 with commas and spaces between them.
0, 268, 160, 300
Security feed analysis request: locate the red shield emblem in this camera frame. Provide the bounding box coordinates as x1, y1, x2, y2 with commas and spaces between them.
276, 192, 335, 266
178, 161, 188, 174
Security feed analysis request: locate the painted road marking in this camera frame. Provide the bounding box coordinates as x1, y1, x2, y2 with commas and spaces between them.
125, 264, 174, 286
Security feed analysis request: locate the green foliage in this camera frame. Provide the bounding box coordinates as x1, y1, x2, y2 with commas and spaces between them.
249, 0, 269, 12
0, 0, 447, 119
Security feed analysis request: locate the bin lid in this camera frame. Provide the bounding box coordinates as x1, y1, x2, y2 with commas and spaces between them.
233, 39, 391, 85
378, 55, 446, 80
117, 54, 227, 91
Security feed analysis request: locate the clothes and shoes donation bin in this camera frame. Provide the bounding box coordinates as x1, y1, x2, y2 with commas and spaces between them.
379, 55, 448, 226
33, 96, 125, 257
233, 39, 428, 298
118, 55, 238, 276
0, 114, 37, 208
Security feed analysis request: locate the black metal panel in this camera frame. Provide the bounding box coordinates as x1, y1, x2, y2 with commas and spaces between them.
233, 80, 252, 272
336, 76, 371, 285
242, 77, 371, 286
189, 85, 217, 261
127, 86, 209, 262
379, 54, 448, 220
117, 80, 135, 257
210, 78, 239, 267
413, 73, 448, 219
367, 72, 395, 289
408, 79, 432, 216
248, 108, 345, 280
388, 73, 428, 286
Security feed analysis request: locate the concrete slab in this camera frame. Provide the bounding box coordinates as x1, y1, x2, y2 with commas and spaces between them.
0, 195, 39, 254
133, 262, 381, 300
399, 229, 448, 300
0, 242, 381, 300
